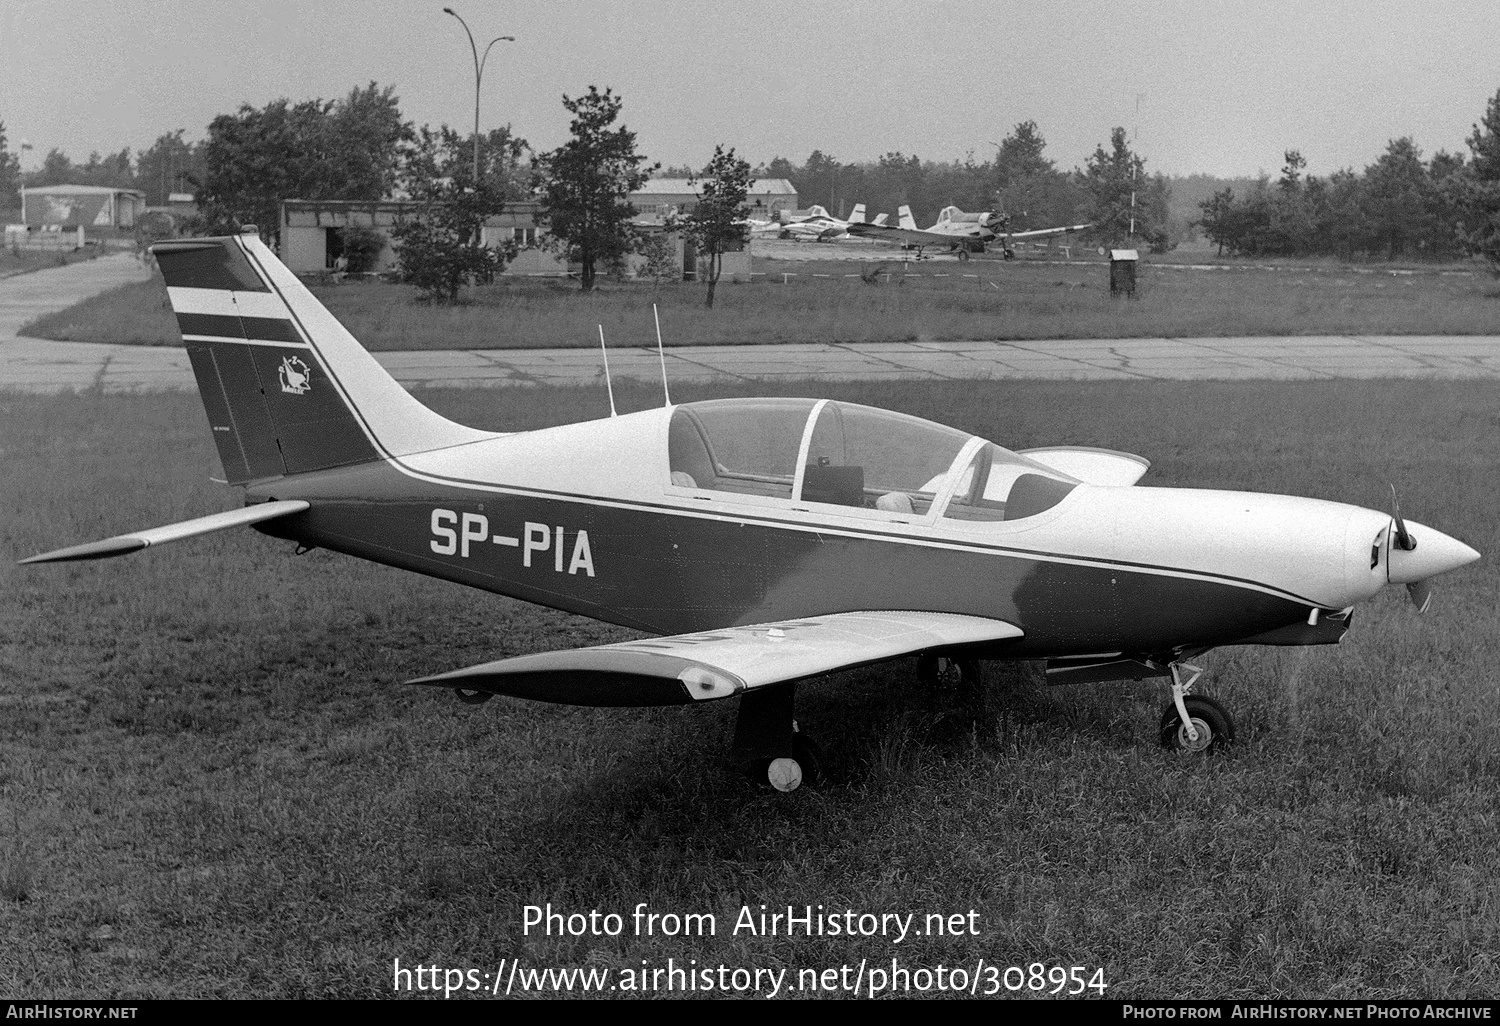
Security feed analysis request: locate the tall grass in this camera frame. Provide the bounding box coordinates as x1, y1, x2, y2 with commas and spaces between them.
1, 379, 1497, 998
18, 258, 1500, 351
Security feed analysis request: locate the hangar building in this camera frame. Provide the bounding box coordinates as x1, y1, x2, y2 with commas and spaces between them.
630, 178, 797, 222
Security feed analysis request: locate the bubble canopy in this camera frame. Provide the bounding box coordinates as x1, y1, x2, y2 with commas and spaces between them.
667, 398, 1079, 521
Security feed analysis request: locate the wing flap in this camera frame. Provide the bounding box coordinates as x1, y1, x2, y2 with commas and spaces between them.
19, 500, 310, 564
408, 610, 1024, 707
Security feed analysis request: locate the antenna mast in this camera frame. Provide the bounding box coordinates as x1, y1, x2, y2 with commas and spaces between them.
597, 325, 617, 417
653, 303, 672, 407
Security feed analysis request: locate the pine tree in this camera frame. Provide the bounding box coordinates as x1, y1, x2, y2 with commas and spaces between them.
533, 87, 657, 291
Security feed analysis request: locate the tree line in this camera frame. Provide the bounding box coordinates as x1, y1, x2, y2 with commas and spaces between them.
1197, 91, 1500, 264
6, 82, 1498, 302
743, 121, 1177, 253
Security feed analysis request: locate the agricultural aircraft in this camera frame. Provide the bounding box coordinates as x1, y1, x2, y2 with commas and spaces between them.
776, 203, 886, 242
848, 204, 1092, 259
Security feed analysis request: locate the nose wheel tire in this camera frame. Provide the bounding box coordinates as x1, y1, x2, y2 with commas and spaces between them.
1159, 695, 1235, 753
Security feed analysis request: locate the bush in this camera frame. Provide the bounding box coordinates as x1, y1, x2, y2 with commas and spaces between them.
341, 226, 387, 274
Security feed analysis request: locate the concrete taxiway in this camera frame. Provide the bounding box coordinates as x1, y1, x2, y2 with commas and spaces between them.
4, 252, 1500, 392
12, 334, 1500, 393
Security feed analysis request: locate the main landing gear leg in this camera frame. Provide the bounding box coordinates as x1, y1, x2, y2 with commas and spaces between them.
917, 653, 983, 694
1158, 661, 1235, 753
731, 684, 820, 792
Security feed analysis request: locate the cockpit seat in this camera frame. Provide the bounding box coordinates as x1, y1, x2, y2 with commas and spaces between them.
875, 491, 914, 514
802, 464, 865, 507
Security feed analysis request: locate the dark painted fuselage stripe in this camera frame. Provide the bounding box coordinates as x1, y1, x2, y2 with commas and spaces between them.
253, 462, 1313, 660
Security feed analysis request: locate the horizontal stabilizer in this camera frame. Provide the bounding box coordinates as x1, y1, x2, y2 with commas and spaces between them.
20, 500, 310, 564
409, 610, 1024, 707
1017, 446, 1150, 486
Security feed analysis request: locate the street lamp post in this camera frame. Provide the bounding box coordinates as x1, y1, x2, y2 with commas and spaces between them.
443, 7, 514, 187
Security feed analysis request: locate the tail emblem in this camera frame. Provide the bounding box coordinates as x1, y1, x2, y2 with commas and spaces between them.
279, 355, 312, 395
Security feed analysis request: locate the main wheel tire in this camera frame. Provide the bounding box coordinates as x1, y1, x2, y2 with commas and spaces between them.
766, 757, 802, 792
454, 687, 493, 705
1159, 695, 1235, 753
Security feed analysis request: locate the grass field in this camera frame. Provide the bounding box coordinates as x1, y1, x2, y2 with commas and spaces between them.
2, 378, 1498, 999
18, 254, 1500, 351
0, 247, 101, 279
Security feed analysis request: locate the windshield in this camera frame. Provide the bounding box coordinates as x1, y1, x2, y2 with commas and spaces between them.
943, 443, 1079, 522
667, 399, 1067, 521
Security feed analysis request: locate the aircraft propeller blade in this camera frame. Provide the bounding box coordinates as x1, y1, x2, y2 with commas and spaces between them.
1391, 484, 1428, 610
1389, 483, 1425, 609
1389, 484, 1416, 551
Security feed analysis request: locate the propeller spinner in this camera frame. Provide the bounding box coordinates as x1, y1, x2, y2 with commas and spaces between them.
1386, 485, 1479, 612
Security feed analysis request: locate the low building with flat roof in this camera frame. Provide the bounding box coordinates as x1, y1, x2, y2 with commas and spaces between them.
278, 198, 566, 275
631, 178, 797, 222
21, 184, 147, 228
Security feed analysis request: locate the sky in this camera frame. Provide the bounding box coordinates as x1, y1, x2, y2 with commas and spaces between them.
3, 0, 1499, 180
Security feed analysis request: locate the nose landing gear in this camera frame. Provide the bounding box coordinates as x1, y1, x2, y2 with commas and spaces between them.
1159, 661, 1235, 753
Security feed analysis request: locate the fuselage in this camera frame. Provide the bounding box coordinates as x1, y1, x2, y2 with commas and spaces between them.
247, 404, 1408, 662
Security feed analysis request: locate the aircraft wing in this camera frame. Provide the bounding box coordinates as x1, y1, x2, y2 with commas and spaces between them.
844, 223, 955, 247
408, 610, 1024, 706
1004, 223, 1092, 241
19, 500, 311, 563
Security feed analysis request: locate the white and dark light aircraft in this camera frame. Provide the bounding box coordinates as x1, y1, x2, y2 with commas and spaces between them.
777, 203, 887, 242
22, 229, 1480, 792
848, 205, 1091, 260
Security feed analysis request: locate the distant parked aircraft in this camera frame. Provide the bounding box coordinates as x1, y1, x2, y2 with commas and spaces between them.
778, 204, 887, 242
849, 205, 1091, 260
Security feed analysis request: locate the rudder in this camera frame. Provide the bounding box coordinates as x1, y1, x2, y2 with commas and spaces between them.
155, 229, 491, 484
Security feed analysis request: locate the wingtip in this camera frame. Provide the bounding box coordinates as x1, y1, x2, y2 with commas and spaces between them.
19, 537, 148, 564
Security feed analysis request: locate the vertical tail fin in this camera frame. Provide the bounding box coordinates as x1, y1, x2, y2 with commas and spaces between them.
155, 228, 490, 485
898, 205, 917, 230
848, 203, 866, 225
